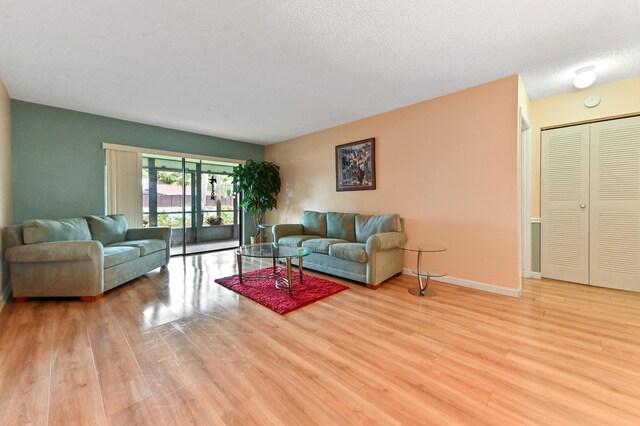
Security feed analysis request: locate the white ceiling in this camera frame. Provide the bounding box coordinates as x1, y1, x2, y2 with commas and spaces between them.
1, 1, 639, 144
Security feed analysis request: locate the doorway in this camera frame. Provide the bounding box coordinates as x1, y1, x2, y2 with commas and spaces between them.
520, 110, 532, 279
143, 154, 242, 255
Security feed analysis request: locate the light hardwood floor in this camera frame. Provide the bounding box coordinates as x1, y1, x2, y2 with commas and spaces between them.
1, 250, 640, 425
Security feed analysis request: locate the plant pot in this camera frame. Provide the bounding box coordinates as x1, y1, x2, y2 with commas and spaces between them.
250, 236, 262, 244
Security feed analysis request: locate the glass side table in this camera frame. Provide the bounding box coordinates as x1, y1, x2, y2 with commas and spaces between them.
402, 243, 447, 297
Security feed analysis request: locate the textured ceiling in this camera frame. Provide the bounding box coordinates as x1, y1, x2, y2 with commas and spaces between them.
1, 1, 639, 144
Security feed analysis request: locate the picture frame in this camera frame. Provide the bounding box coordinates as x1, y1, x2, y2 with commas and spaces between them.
335, 138, 376, 191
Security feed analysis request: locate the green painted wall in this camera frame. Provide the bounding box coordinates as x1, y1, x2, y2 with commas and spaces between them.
532, 222, 540, 273
11, 100, 264, 230
0, 78, 11, 307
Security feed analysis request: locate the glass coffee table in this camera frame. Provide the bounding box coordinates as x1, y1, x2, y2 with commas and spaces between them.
235, 243, 312, 295
402, 243, 447, 297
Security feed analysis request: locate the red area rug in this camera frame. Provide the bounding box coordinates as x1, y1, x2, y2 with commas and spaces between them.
214, 267, 348, 314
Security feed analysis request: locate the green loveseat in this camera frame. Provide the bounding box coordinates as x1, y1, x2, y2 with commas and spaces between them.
273, 211, 407, 287
3, 214, 171, 301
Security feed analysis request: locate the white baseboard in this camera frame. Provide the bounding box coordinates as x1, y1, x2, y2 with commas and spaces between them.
402, 268, 522, 298
530, 272, 542, 279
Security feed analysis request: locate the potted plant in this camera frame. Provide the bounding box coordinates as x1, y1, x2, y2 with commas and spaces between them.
231, 160, 281, 244
206, 216, 224, 226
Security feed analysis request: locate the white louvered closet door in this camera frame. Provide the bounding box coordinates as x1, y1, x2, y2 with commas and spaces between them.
541, 124, 590, 284
590, 116, 640, 291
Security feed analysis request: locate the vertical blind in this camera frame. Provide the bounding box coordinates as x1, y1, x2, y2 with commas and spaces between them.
105, 149, 143, 228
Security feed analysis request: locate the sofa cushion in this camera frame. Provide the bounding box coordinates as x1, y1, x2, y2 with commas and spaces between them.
329, 243, 368, 263
301, 211, 327, 237
103, 246, 140, 268
355, 214, 401, 243
302, 238, 349, 254
85, 214, 128, 245
278, 235, 320, 248
23, 218, 92, 245
326, 212, 356, 242
108, 239, 165, 256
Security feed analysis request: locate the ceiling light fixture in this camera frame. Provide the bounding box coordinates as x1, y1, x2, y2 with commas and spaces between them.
573, 66, 596, 89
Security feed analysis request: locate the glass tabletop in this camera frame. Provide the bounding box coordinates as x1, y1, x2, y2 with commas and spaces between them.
236, 243, 311, 259
402, 243, 447, 253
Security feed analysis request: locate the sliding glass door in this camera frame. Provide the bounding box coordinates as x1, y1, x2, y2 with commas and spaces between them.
142, 154, 241, 255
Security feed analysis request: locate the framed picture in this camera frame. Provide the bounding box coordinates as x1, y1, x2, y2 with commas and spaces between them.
335, 138, 376, 191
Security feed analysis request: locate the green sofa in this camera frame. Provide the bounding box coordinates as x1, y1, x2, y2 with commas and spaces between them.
3, 214, 171, 301
273, 211, 407, 287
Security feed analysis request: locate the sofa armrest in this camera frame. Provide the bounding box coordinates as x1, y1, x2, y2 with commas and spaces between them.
365, 232, 408, 254
273, 224, 304, 243
126, 227, 172, 266
5, 241, 103, 263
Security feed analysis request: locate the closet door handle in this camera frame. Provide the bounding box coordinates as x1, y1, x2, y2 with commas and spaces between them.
580, 203, 587, 209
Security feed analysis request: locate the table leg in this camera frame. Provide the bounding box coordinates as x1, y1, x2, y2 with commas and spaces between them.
274, 257, 294, 295
420, 274, 430, 297
417, 250, 424, 296
286, 257, 293, 295
408, 250, 437, 298
237, 252, 243, 284
272, 256, 276, 274
298, 257, 304, 284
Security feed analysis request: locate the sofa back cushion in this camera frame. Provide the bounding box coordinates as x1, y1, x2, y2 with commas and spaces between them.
355, 214, 401, 243
301, 210, 327, 237
85, 214, 128, 245
327, 212, 356, 242
23, 218, 92, 245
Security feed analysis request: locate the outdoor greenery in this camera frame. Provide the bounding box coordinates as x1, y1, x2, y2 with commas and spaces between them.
158, 171, 186, 185
143, 211, 235, 227
143, 213, 191, 227
142, 169, 191, 186
231, 160, 281, 237
143, 166, 240, 232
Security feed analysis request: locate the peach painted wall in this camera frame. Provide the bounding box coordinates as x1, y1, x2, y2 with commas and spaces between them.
0, 77, 12, 310
530, 76, 640, 217
266, 76, 521, 290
